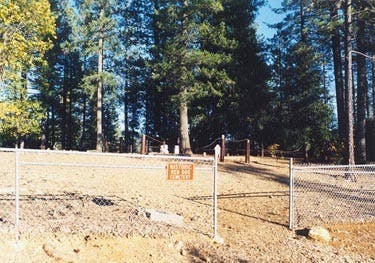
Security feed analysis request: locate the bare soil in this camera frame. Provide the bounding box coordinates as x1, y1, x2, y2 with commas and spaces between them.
0, 153, 374, 262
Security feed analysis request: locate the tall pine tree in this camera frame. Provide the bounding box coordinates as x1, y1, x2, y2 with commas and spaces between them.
151, 0, 234, 154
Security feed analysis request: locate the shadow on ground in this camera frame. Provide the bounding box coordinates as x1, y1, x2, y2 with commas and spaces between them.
220, 162, 289, 186
183, 190, 289, 228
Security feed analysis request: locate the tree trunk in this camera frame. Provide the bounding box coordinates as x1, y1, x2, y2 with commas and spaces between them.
149, 0, 162, 138
329, 2, 346, 139
45, 108, 50, 148
124, 91, 129, 150
123, 39, 130, 151
366, 79, 371, 118
96, 36, 103, 152
62, 69, 67, 150
179, 96, 192, 155
79, 95, 87, 150
345, 0, 355, 165
21, 71, 27, 100
372, 54, 375, 116
355, 15, 368, 163
67, 85, 73, 150
51, 104, 55, 148
322, 56, 328, 104
178, 0, 192, 155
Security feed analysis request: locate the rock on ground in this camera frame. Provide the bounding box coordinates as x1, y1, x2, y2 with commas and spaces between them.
308, 226, 331, 242
145, 208, 184, 227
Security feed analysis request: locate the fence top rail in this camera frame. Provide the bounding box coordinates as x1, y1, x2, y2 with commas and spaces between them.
0, 147, 214, 162
293, 164, 375, 170
19, 161, 213, 171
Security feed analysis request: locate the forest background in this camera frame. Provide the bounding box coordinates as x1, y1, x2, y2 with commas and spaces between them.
0, 0, 374, 164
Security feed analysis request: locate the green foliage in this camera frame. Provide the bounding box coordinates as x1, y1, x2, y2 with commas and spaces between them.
221, 0, 270, 140
152, 0, 234, 102
268, 0, 335, 161
151, 0, 236, 149
65, 0, 122, 150
0, 0, 358, 159
81, 72, 119, 97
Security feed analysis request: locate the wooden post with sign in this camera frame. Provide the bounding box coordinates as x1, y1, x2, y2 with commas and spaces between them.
167, 163, 194, 181
220, 134, 225, 162
245, 139, 250, 163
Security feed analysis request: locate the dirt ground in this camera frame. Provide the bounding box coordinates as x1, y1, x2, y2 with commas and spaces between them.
0, 153, 374, 262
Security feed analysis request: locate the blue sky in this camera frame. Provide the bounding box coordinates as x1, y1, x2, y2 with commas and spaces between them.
255, 0, 283, 39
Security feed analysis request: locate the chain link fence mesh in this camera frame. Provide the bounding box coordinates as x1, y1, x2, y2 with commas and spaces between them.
0, 149, 15, 239
0, 148, 217, 241
291, 163, 375, 229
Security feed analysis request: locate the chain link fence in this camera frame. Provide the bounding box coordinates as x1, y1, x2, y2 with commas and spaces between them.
0, 147, 220, 242
289, 159, 375, 229
0, 148, 15, 241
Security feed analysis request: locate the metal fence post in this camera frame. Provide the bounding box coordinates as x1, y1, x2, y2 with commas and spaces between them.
289, 158, 294, 230
213, 145, 220, 239
15, 146, 20, 242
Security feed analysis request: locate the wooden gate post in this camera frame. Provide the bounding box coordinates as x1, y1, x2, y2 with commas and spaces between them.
245, 139, 250, 163
141, 134, 147, 155
220, 134, 225, 162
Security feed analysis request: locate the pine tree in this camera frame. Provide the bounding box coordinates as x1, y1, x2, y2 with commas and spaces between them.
269, 0, 334, 161
152, 0, 234, 154
329, 0, 346, 140
344, 0, 355, 164
72, 0, 120, 151
221, 0, 270, 142
354, 0, 374, 163
117, 0, 154, 151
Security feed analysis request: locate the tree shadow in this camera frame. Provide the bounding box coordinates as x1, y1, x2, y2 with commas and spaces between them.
295, 180, 375, 204
220, 163, 289, 186
188, 191, 289, 201
295, 228, 309, 237
181, 191, 290, 228
0, 193, 131, 205
239, 160, 286, 169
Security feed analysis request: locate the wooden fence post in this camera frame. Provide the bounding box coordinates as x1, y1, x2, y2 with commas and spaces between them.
245, 139, 250, 163
220, 134, 225, 162
261, 141, 264, 158
141, 134, 147, 155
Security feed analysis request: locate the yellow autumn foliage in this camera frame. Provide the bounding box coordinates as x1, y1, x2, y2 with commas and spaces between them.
0, 0, 56, 79
0, 100, 44, 138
